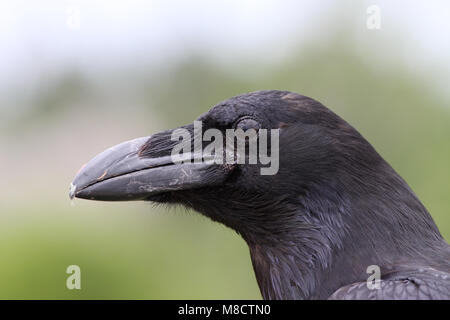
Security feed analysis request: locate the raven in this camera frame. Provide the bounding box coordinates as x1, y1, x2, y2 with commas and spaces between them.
70, 90, 450, 299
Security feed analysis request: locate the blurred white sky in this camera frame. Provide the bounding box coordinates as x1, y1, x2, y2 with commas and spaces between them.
1, 0, 450, 96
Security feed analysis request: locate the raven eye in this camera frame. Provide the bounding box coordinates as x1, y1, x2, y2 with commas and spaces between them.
234, 117, 260, 131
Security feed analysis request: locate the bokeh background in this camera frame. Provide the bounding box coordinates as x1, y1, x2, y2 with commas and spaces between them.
0, 0, 449, 299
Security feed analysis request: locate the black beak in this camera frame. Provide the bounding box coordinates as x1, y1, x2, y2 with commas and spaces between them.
69, 129, 231, 201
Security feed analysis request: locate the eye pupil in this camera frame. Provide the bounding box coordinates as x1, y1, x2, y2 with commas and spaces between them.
236, 118, 260, 131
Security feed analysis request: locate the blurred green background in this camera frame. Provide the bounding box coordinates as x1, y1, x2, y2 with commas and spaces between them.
0, 1, 449, 299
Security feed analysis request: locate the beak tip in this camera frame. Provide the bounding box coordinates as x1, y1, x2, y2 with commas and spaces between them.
69, 183, 77, 200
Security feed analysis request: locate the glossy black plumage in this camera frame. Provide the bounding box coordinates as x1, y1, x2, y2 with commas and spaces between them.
71, 90, 450, 299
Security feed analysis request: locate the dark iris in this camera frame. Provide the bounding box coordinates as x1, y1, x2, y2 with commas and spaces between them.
235, 117, 260, 131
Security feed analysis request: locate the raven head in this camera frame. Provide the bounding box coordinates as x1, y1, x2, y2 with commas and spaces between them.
70, 90, 448, 299
69, 90, 406, 240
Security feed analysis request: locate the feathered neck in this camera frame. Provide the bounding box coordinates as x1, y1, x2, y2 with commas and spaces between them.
243, 167, 444, 299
